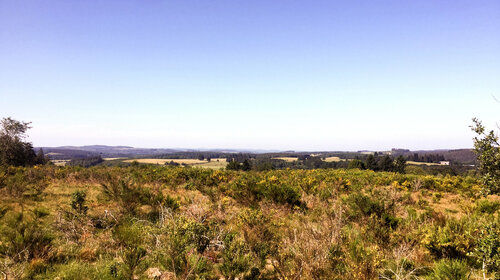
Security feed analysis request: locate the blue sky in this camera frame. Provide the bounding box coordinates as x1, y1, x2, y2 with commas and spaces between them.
1, 0, 499, 151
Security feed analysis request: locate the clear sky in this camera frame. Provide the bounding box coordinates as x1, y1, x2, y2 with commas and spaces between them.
1, 0, 499, 151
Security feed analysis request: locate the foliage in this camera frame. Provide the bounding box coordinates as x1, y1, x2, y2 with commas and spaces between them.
219, 233, 251, 280
474, 199, 500, 214
348, 159, 365, 169
424, 216, 478, 260
471, 223, 500, 279
66, 156, 104, 167
427, 259, 470, 280
70, 190, 89, 215
394, 155, 407, 174
0, 211, 54, 262
226, 159, 252, 171
101, 179, 146, 214
0, 117, 44, 167
471, 118, 500, 195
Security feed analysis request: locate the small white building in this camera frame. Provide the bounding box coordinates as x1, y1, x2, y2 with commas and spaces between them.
440, 161, 450, 166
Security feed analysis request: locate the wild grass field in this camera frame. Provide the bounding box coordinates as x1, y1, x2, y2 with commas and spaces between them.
1, 164, 499, 279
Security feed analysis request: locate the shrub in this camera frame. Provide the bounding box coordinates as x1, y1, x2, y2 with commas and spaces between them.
0, 212, 54, 261
121, 246, 147, 278
471, 223, 500, 279
344, 193, 385, 219
71, 190, 89, 215
219, 233, 251, 280
424, 217, 478, 260
101, 179, 146, 214
427, 259, 469, 280
239, 209, 280, 268
327, 244, 346, 274
475, 199, 500, 214
2, 167, 49, 200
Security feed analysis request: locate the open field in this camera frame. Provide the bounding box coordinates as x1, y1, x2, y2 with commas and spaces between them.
124, 158, 228, 169
1, 165, 499, 279
273, 156, 298, 162
324, 156, 342, 162
407, 160, 442, 166
50, 159, 69, 166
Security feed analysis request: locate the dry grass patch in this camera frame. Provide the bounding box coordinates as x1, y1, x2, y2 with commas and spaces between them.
273, 157, 298, 162
324, 156, 342, 162
51, 160, 69, 166
124, 158, 204, 165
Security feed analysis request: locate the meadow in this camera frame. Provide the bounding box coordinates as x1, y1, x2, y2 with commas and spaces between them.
1, 164, 499, 279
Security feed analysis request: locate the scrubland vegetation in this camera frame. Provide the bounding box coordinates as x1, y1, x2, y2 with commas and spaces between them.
1, 117, 500, 279
1, 165, 500, 279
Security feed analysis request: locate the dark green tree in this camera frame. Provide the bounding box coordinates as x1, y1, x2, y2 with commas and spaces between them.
378, 155, 394, 172
365, 154, 378, 171
394, 155, 406, 174
71, 190, 89, 215
0, 117, 38, 166
227, 160, 242, 171
241, 159, 252, 171
348, 159, 365, 170
35, 148, 48, 165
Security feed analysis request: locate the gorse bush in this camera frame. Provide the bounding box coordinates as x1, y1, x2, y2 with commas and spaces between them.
424, 216, 478, 260
219, 233, 251, 280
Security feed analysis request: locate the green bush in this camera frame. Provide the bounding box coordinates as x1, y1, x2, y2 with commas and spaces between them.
425, 217, 478, 260
475, 199, 500, 214
344, 193, 385, 219
427, 259, 469, 280
219, 233, 251, 280
71, 190, 89, 215
0, 212, 54, 261
101, 179, 147, 214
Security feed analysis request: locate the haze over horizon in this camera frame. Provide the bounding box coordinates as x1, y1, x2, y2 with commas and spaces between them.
1, 0, 499, 151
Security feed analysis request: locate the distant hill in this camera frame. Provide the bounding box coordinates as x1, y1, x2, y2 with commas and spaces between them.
37, 145, 281, 160
39, 145, 185, 159
38, 145, 477, 165
391, 148, 476, 165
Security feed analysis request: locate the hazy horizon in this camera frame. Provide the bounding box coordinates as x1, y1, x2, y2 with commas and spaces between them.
1, 0, 499, 151
33, 144, 474, 154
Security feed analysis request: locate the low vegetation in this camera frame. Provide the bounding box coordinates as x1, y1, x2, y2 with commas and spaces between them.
0, 164, 499, 279
1, 116, 499, 279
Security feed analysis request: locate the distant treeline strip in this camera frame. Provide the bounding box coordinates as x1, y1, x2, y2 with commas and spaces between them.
66, 156, 104, 167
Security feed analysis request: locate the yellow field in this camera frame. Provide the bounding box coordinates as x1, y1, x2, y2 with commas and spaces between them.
324, 156, 342, 162
273, 157, 298, 162
196, 159, 228, 169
